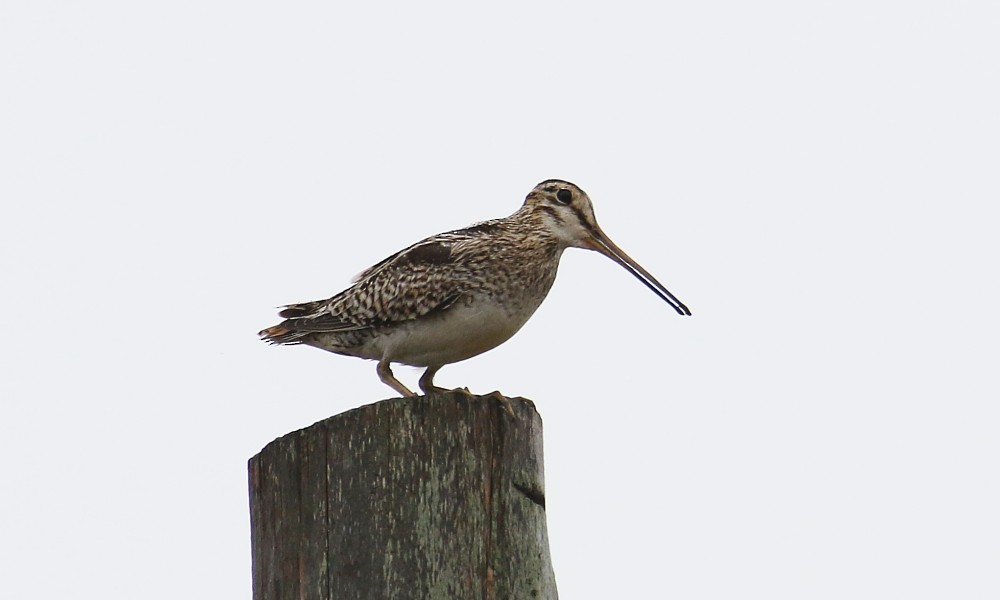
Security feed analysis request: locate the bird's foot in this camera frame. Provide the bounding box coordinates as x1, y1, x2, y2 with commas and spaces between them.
436, 386, 475, 398
418, 382, 475, 398
485, 390, 516, 418
421, 384, 456, 396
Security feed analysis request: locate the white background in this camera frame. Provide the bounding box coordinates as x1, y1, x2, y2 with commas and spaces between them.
2, 1, 998, 598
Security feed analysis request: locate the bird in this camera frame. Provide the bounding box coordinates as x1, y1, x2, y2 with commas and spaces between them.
259, 179, 690, 397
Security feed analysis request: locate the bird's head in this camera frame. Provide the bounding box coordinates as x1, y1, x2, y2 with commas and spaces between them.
523, 179, 691, 316
523, 179, 601, 248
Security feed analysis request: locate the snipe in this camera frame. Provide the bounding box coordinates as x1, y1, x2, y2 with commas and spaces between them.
260, 179, 690, 397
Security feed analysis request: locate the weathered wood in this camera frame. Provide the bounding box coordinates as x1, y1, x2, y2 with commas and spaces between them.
249, 392, 557, 600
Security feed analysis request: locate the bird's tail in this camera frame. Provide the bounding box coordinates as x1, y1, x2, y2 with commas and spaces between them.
276, 300, 327, 319
259, 299, 331, 345
258, 324, 309, 345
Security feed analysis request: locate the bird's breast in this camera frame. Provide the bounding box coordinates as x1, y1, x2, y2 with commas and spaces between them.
380, 277, 554, 367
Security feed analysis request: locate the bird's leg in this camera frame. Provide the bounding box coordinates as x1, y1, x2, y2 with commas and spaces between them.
377, 360, 416, 397
418, 366, 450, 395
419, 366, 474, 396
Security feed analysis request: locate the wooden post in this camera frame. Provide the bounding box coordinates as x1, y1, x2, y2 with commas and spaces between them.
248, 391, 558, 600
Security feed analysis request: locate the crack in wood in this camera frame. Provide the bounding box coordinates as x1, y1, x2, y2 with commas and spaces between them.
513, 483, 546, 509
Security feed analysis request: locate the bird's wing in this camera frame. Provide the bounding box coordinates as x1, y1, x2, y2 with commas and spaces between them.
276, 235, 472, 334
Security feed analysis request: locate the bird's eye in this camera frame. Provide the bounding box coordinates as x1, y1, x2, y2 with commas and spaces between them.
556, 189, 573, 204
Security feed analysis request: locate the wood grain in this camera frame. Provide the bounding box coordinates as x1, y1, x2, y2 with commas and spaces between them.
249, 392, 557, 600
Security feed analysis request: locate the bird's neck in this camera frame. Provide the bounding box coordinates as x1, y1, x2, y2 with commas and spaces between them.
504, 205, 568, 248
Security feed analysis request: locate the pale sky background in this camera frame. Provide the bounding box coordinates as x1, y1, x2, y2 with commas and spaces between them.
2, 1, 998, 599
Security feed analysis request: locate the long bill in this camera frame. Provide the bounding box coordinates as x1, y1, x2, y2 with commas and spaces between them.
585, 226, 692, 316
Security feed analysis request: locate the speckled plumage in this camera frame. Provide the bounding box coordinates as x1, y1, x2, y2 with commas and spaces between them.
260, 179, 690, 397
